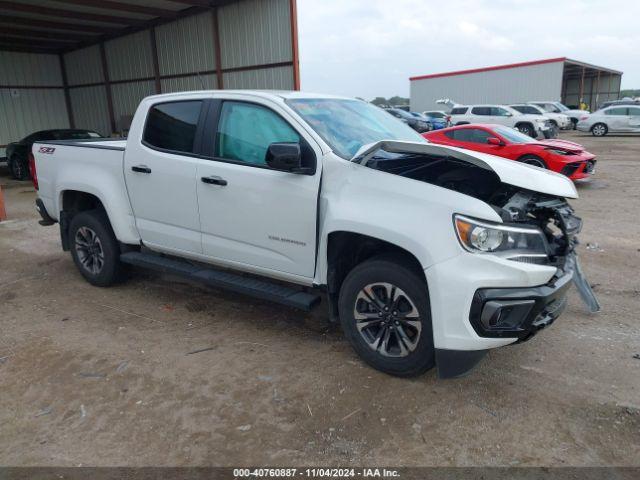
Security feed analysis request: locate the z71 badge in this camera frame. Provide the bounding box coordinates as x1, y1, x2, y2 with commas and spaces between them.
39, 146, 56, 154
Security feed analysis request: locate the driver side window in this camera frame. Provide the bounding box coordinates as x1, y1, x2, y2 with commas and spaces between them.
453, 128, 491, 143
215, 101, 300, 166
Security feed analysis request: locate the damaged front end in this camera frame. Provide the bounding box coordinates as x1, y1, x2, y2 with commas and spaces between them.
467, 190, 599, 341
355, 141, 600, 340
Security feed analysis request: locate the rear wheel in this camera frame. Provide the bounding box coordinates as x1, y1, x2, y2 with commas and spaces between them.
8, 156, 28, 180
591, 123, 608, 137
69, 210, 124, 287
518, 155, 547, 169
338, 256, 435, 377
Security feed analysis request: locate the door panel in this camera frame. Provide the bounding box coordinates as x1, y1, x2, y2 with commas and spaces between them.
124, 100, 206, 253
197, 100, 321, 278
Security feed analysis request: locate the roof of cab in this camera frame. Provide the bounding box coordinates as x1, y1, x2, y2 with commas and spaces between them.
144, 90, 354, 102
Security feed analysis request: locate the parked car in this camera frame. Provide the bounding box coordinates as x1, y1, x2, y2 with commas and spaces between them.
385, 108, 431, 133
422, 110, 452, 126
6, 129, 103, 180
31, 90, 597, 378
510, 104, 571, 130
449, 104, 553, 138
423, 124, 596, 180
576, 105, 640, 136
528, 101, 588, 129
410, 112, 447, 130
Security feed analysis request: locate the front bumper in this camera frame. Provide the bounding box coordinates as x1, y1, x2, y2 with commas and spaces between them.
561, 157, 597, 180
468, 267, 573, 341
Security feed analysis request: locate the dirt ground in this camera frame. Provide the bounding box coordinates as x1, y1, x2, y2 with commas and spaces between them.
0, 131, 639, 467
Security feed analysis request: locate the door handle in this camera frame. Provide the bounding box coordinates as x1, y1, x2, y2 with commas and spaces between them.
131, 165, 151, 174
201, 175, 227, 186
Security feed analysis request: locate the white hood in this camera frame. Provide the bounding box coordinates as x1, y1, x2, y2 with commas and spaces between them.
352, 140, 578, 199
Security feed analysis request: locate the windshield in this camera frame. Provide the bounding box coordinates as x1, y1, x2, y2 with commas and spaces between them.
556, 103, 569, 112
287, 99, 425, 159
494, 126, 536, 144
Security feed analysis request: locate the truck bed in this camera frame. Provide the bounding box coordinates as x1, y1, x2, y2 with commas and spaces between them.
33, 139, 130, 231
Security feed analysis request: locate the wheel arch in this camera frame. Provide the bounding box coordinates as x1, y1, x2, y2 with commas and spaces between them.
324, 231, 427, 322
58, 189, 139, 251
514, 121, 535, 132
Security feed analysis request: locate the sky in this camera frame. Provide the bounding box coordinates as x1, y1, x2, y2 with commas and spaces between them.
297, 0, 640, 100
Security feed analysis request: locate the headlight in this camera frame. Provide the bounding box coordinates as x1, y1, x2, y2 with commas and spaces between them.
545, 148, 571, 155
454, 215, 549, 260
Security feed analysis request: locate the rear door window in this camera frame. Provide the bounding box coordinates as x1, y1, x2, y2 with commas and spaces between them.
605, 107, 628, 116
628, 107, 640, 116
143, 101, 203, 154
471, 107, 491, 116
450, 107, 468, 115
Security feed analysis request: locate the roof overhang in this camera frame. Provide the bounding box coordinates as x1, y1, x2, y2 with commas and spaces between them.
410, 57, 622, 82
0, 0, 238, 55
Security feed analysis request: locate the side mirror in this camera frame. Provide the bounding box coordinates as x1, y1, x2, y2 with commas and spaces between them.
505, 112, 513, 117
266, 143, 306, 173
487, 137, 504, 146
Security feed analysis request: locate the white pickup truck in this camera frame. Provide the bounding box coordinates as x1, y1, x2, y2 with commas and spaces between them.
31, 90, 598, 378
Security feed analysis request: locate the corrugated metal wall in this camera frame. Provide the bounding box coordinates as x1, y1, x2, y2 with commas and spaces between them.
156, 11, 216, 77
224, 65, 294, 90
0, 51, 68, 157
64, 45, 103, 85
1, 0, 297, 155
105, 31, 155, 82
219, 0, 293, 69
410, 62, 565, 112
69, 86, 111, 137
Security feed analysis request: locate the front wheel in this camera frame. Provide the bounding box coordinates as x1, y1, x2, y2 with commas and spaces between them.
516, 124, 535, 137
338, 257, 435, 377
591, 123, 608, 137
69, 210, 125, 287
519, 154, 547, 169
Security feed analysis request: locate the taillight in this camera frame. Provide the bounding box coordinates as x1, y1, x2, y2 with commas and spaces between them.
580, 115, 589, 121
28, 152, 38, 190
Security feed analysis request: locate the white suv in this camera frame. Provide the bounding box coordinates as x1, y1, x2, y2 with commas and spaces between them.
529, 101, 588, 130
510, 104, 571, 130
449, 105, 553, 138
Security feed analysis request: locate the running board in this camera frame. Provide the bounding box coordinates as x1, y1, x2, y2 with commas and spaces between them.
120, 251, 321, 311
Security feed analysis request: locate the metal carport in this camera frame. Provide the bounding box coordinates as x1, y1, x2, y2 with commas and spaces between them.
0, 0, 300, 157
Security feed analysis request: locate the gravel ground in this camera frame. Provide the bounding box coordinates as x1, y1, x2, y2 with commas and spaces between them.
0, 131, 638, 467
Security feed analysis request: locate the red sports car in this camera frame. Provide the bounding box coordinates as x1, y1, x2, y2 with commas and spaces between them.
423, 124, 596, 180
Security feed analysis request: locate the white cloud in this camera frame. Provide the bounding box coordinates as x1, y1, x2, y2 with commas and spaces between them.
297, 0, 640, 99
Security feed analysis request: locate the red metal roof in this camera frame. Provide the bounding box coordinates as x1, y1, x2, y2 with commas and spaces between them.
409, 57, 567, 82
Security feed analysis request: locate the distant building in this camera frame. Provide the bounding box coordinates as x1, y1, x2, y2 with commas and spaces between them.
410, 57, 622, 111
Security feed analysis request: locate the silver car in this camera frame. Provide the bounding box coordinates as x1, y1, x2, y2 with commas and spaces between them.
577, 105, 640, 136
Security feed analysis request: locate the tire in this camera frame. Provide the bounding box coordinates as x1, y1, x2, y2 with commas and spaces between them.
591, 123, 608, 137
338, 256, 435, 377
69, 210, 124, 287
8, 156, 29, 180
518, 155, 547, 169
516, 123, 535, 137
